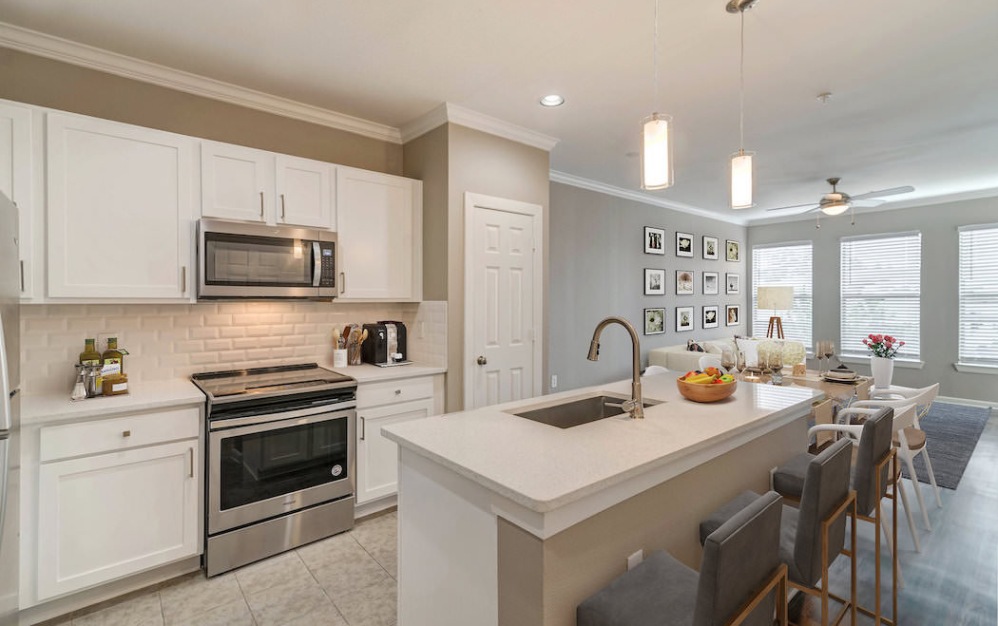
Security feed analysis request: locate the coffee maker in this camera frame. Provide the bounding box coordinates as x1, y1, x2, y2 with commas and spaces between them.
361, 321, 410, 367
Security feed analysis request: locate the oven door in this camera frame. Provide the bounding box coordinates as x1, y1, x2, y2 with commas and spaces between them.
208, 405, 355, 535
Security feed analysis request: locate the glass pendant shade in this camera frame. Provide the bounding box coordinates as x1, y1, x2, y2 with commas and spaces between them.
730, 150, 754, 209
641, 113, 673, 190
820, 202, 850, 216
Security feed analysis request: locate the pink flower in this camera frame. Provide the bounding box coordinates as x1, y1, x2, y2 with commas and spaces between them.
899, 341, 905, 346
870, 334, 883, 343
884, 335, 894, 343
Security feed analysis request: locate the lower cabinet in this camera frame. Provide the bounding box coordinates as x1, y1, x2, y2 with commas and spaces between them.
355, 375, 442, 504
35, 408, 201, 600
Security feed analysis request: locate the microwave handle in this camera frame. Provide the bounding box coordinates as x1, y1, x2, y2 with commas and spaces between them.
312, 242, 322, 287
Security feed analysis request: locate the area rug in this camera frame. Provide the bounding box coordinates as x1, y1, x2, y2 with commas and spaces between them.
900, 401, 992, 490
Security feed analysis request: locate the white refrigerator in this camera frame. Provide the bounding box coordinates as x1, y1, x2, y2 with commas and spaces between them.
0, 192, 20, 625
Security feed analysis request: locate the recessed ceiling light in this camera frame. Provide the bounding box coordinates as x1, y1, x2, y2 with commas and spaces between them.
539, 95, 565, 107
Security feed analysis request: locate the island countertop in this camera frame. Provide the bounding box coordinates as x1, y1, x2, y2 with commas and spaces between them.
383, 374, 821, 517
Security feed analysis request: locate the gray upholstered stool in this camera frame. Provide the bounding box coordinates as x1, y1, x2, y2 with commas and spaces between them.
577, 491, 786, 626
699, 438, 856, 626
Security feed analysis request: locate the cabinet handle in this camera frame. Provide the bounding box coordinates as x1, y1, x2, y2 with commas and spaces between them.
122, 430, 131, 437
340, 272, 345, 295
280, 193, 286, 220
19, 260, 24, 293
360, 416, 365, 441
259, 191, 265, 218
181, 266, 187, 293
189, 447, 195, 478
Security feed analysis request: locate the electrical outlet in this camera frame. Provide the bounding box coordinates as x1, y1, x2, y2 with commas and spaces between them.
627, 549, 644, 570
551, 374, 558, 389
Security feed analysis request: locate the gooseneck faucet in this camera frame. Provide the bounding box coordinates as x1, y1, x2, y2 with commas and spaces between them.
587, 316, 644, 419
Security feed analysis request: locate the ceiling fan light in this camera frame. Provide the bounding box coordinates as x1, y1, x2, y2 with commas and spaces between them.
821, 201, 850, 216
641, 113, 673, 190
730, 150, 754, 209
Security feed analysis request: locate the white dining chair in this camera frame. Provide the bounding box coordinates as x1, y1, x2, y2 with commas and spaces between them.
698, 354, 725, 373
643, 365, 670, 377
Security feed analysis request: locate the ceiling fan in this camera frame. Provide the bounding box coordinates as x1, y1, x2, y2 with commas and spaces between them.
765, 178, 915, 221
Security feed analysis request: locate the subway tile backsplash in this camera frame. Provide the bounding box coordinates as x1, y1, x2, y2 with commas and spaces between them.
20, 300, 448, 395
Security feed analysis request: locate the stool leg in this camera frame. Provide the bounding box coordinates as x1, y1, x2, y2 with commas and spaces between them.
879, 501, 904, 588
896, 476, 922, 552
921, 448, 943, 509
902, 452, 932, 531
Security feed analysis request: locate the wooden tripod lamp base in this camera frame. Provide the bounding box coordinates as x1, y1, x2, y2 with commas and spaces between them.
766, 316, 784, 339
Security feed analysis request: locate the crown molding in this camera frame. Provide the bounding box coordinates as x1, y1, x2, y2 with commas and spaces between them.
549, 170, 748, 226
401, 102, 559, 151
0, 21, 402, 144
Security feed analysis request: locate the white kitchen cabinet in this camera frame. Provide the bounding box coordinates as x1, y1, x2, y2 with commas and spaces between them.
355, 375, 442, 504
336, 166, 422, 301
35, 407, 201, 600
0, 100, 35, 299
46, 113, 195, 300
201, 141, 334, 229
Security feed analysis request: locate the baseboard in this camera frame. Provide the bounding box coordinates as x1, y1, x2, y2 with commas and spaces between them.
355, 494, 398, 520
937, 395, 998, 410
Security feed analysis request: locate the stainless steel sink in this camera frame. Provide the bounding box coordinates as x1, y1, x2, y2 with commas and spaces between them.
511, 394, 660, 429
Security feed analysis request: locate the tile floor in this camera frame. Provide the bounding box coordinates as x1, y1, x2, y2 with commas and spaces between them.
45, 510, 398, 626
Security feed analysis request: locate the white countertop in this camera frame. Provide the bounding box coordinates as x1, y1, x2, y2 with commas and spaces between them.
330, 363, 446, 383
21, 379, 206, 426
383, 374, 820, 515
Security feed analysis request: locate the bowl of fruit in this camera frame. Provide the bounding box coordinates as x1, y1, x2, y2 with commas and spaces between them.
677, 367, 737, 403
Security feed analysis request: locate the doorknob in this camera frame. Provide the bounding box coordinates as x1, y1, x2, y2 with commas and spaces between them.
477, 356, 487, 366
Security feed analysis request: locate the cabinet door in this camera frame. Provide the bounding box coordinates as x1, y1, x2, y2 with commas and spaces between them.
46, 113, 194, 299
201, 141, 273, 223
37, 440, 199, 599
0, 101, 33, 299
336, 167, 420, 300
275, 155, 333, 228
357, 397, 435, 504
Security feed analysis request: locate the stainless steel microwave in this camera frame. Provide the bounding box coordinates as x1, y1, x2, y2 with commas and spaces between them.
197, 219, 338, 300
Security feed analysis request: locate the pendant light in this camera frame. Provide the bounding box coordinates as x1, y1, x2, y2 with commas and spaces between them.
728, 0, 756, 209
641, 0, 673, 190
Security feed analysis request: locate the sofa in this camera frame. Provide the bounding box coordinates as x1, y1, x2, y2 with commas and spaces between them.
648, 337, 806, 373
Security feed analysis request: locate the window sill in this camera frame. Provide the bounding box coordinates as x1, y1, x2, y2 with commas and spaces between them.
954, 363, 998, 375
838, 355, 924, 370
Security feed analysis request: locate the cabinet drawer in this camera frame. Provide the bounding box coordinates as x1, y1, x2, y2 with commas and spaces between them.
41, 406, 201, 462
357, 376, 435, 408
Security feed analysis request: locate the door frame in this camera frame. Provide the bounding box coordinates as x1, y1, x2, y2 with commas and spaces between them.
463, 192, 544, 409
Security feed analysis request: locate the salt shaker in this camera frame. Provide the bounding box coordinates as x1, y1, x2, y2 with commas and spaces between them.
71, 364, 88, 401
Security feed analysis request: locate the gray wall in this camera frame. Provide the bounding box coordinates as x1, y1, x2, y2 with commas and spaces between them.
549, 182, 748, 392
748, 195, 998, 403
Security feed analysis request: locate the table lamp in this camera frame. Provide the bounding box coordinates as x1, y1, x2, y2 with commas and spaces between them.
756, 286, 794, 339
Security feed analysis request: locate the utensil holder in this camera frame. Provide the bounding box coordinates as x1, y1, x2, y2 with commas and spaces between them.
333, 349, 348, 368
347, 344, 362, 366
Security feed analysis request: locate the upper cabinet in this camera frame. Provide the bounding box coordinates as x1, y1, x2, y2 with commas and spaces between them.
46, 113, 195, 300
0, 101, 35, 300
336, 166, 422, 301
201, 142, 334, 229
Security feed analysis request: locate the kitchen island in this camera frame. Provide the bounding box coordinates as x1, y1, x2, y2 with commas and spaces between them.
382, 372, 821, 626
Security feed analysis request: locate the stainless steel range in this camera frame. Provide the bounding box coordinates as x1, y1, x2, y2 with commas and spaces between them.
191, 363, 357, 576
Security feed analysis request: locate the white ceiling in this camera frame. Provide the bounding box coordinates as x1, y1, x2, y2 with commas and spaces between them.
2, 0, 997, 223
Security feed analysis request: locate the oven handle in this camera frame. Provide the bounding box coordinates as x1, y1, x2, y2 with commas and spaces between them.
210, 407, 355, 440
209, 402, 355, 431
312, 241, 322, 287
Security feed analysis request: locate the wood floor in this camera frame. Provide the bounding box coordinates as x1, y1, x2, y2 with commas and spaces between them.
800, 409, 998, 625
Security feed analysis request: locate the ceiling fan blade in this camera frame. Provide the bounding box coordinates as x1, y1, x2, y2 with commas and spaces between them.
851, 198, 886, 208
766, 202, 818, 212
850, 185, 914, 201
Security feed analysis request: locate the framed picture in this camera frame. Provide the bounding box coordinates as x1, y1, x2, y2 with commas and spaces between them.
676, 270, 694, 295
726, 304, 741, 326
726, 239, 740, 262
702, 271, 719, 295
644, 268, 666, 295
644, 308, 665, 335
726, 272, 740, 295
644, 226, 665, 255
676, 306, 694, 332
703, 236, 719, 260
676, 232, 694, 257
703, 305, 719, 329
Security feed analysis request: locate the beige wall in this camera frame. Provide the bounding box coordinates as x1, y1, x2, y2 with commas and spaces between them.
0, 48, 402, 173
402, 124, 449, 300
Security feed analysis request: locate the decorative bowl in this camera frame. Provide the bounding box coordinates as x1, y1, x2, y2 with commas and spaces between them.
676, 377, 737, 403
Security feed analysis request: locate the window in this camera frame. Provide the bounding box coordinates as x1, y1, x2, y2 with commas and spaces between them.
959, 224, 998, 367
840, 232, 921, 359
752, 242, 812, 348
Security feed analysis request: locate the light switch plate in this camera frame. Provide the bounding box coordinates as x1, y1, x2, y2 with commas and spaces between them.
551, 374, 558, 389
627, 549, 643, 570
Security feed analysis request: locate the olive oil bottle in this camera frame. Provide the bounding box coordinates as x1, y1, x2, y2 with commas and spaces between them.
79, 338, 101, 367
101, 337, 124, 375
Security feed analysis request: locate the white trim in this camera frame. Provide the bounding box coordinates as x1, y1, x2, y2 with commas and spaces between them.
401, 103, 559, 151
954, 362, 998, 375
936, 395, 998, 410
839, 355, 924, 370
958, 222, 998, 233
463, 193, 545, 410
0, 22, 402, 144
549, 170, 749, 226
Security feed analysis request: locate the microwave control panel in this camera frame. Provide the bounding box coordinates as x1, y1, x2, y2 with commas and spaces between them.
319, 243, 336, 287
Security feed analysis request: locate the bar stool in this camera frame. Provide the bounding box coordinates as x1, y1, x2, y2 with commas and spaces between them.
700, 439, 856, 626
577, 491, 787, 626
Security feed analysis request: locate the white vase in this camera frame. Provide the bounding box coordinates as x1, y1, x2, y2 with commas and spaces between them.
870, 356, 894, 389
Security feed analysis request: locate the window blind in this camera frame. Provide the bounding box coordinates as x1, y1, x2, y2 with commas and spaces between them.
959, 224, 998, 366
752, 242, 812, 347
840, 233, 921, 359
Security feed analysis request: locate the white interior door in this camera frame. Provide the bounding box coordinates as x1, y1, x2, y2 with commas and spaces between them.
465, 194, 542, 409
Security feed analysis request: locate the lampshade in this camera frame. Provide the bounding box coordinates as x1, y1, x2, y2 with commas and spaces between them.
730, 150, 753, 209
641, 113, 673, 190
756, 285, 794, 310
820, 201, 850, 216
